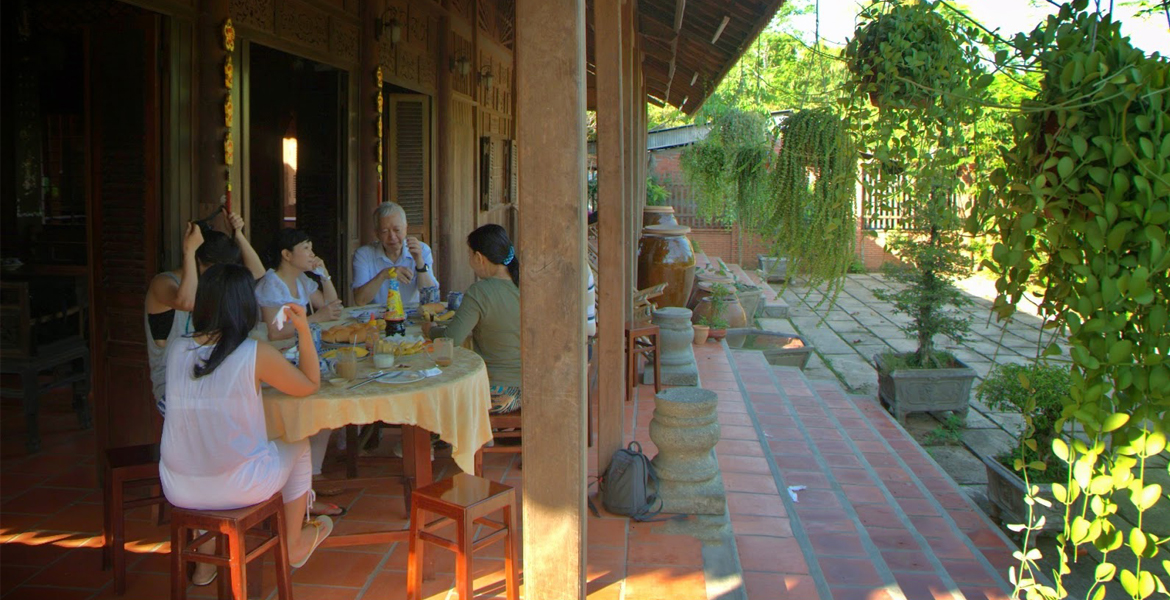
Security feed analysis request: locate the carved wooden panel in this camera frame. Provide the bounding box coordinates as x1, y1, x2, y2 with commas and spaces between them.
451, 0, 475, 24
230, 0, 275, 33
419, 55, 436, 90
477, 0, 514, 49
398, 48, 418, 84
276, 0, 330, 54
451, 32, 473, 96
330, 20, 358, 63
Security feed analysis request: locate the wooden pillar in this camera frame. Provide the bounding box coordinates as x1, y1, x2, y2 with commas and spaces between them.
622, 0, 637, 320
516, 0, 588, 598
195, 0, 229, 221
594, 0, 626, 468
435, 13, 453, 293
358, 0, 382, 244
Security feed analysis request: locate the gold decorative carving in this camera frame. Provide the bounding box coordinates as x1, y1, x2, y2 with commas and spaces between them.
276, 0, 330, 53
331, 20, 359, 63
229, 0, 274, 33
398, 48, 418, 83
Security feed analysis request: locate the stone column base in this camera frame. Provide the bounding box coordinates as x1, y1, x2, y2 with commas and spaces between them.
659, 471, 726, 515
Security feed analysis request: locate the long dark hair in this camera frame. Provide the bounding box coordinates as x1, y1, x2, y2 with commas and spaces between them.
195, 227, 242, 267
190, 264, 259, 378
264, 228, 311, 270
467, 224, 519, 286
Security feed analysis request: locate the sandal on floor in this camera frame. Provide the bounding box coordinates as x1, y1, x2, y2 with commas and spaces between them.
191, 568, 218, 587
309, 501, 347, 518
291, 516, 334, 569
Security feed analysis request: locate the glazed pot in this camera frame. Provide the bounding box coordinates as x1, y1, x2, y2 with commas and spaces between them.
642, 206, 679, 227
637, 225, 696, 308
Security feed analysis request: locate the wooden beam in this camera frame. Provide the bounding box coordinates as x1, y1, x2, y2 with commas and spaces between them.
623, 0, 637, 321
594, 0, 626, 472
195, 0, 229, 219
515, 0, 588, 597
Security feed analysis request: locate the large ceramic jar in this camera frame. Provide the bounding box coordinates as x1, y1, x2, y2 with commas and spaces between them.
637, 224, 696, 308
643, 206, 679, 227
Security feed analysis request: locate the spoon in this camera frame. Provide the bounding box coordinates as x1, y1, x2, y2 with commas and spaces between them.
347, 370, 388, 390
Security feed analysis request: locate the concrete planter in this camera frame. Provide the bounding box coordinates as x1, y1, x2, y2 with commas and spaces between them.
757, 255, 788, 282
726, 329, 814, 370
874, 353, 976, 423
979, 451, 1071, 533
736, 286, 763, 323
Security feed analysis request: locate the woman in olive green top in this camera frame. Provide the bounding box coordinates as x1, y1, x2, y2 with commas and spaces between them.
427, 224, 521, 413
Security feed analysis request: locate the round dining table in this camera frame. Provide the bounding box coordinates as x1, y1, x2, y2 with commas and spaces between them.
260, 314, 493, 548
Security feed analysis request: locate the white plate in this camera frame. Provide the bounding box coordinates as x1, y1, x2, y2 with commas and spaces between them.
376, 371, 425, 385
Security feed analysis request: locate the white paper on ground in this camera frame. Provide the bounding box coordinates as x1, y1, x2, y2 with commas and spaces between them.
787, 485, 807, 503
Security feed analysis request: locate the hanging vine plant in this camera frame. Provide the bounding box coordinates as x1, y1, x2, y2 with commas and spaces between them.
973, 4, 1169, 598
845, 0, 975, 110
769, 107, 858, 298
679, 108, 775, 231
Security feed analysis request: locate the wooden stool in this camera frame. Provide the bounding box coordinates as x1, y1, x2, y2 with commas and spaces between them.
408, 474, 520, 600
625, 321, 662, 401
169, 493, 292, 600
102, 443, 168, 595
474, 411, 522, 476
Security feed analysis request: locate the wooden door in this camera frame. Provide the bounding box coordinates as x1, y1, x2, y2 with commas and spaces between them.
386, 94, 431, 242
87, 14, 162, 451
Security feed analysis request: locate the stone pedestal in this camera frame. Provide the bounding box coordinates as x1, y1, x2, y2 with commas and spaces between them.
645, 307, 698, 386
650, 388, 725, 515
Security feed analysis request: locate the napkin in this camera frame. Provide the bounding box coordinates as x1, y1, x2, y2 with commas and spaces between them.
272, 304, 292, 330
421, 367, 443, 378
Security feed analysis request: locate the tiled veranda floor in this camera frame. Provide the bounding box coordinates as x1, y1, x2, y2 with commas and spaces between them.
2, 341, 1019, 600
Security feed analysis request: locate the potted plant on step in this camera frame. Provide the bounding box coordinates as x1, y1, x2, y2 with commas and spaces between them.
700, 316, 728, 341
692, 322, 711, 345
975, 362, 1074, 532
694, 284, 745, 344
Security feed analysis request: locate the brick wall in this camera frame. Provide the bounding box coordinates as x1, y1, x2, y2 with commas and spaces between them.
687, 226, 773, 269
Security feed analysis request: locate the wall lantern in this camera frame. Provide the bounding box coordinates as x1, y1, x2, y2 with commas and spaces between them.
375, 11, 402, 44
449, 56, 471, 76
478, 67, 494, 90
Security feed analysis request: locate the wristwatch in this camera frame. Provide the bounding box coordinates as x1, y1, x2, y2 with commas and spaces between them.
415, 264, 430, 273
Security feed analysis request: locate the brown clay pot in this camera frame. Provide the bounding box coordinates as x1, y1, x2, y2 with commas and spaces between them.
687, 272, 735, 310
692, 324, 710, 345
692, 293, 748, 329
642, 206, 679, 227
636, 224, 696, 308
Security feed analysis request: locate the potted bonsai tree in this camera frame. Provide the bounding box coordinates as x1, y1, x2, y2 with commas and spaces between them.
872, 184, 978, 422
975, 362, 1073, 532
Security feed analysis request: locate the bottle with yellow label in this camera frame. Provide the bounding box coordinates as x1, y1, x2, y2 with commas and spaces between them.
385, 268, 405, 321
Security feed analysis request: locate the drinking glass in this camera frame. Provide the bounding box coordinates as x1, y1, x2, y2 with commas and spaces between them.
433, 337, 453, 367
336, 347, 358, 380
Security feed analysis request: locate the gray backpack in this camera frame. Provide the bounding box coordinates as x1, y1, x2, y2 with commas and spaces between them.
595, 442, 664, 521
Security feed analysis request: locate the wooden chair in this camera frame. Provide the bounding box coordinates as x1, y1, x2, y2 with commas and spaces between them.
102, 443, 168, 595
625, 321, 662, 401
169, 493, 292, 600
0, 279, 91, 452
407, 474, 520, 600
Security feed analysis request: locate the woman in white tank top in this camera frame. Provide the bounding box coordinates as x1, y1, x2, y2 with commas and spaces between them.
161, 264, 333, 580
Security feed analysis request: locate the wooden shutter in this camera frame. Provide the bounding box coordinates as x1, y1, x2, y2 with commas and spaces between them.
387, 94, 431, 241
87, 14, 162, 450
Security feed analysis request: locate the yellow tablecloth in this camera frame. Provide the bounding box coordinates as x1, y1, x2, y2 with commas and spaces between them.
261, 346, 493, 475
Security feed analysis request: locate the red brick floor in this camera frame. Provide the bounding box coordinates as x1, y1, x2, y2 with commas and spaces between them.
697, 344, 1017, 600
2, 342, 1018, 600
0, 381, 706, 600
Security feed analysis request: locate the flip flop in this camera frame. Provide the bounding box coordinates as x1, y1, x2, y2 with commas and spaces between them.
309, 501, 347, 518
191, 568, 218, 587
291, 516, 334, 569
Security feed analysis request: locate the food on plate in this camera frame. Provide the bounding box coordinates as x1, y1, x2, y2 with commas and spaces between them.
420, 302, 455, 323
322, 347, 369, 359
375, 338, 431, 357
321, 320, 384, 344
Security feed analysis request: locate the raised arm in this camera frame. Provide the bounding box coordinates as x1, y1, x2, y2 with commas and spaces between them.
147, 222, 202, 313
352, 248, 390, 306
255, 304, 320, 396
226, 211, 265, 280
